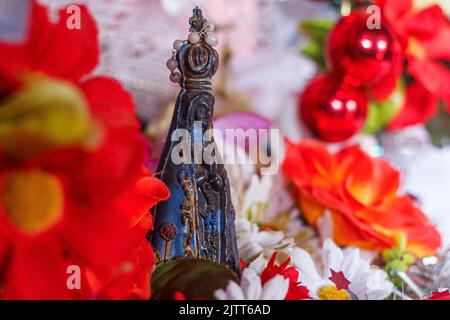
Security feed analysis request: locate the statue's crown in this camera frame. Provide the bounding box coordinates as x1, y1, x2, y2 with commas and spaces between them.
189, 7, 206, 33
177, 7, 219, 91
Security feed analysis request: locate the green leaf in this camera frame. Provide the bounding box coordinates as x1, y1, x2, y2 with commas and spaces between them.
151, 258, 239, 300
299, 19, 334, 42
302, 41, 326, 69
363, 81, 405, 134
299, 19, 334, 68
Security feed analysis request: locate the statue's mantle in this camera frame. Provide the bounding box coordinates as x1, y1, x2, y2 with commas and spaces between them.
151, 8, 240, 274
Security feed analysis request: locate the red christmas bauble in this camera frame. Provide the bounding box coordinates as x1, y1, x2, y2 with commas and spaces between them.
299, 74, 368, 142
326, 10, 402, 86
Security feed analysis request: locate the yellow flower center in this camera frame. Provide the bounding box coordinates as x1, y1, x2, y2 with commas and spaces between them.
3, 170, 64, 234
407, 37, 426, 60
0, 75, 99, 159
317, 285, 351, 300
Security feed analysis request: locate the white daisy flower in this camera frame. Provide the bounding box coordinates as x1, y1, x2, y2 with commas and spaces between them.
291, 239, 393, 300
237, 173, 320, 258
214, 268, 289, 300
214, 133, 255, 215
240, 175, 273, 221
236, 218, 294, 263
264, 173, 295, 221
235, 173, 293, 223
248, 253, 271, 274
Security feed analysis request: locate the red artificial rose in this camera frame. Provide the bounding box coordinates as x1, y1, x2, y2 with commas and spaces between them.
377, 0, 450, 127
0, 1, 169, 299
282, 139, 441, 257
388, 82, 438, 130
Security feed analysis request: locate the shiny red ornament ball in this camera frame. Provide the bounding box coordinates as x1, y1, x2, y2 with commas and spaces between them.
326, 10, 401, 86
299, 74, 368, 142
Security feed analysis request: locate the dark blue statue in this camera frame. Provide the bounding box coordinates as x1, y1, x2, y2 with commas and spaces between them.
151, 8, 240, 274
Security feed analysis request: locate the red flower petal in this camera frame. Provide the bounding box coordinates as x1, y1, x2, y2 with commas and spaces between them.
95, 240, 153, 300
309, 186, 394, 248
114, 172, 170, 227
260, 252, 311, 300
28, 1, 99, 81
404, 5, 448, 40
282, 139, 334, 190
388, 82, 438, 130
428, 290, 450, 300
81, 77, 140, 133
377, 0, 412, 22
1, 237, 81, 299
356, 196, 441, 257
67, 133, 147, 202
325, 209, 394, 250
282, 139, 439, 255
62, 172, 166, 269
65, 77, 147, 201
61, 205, 136, 269
376, 0, 412, 42
285, 283, 311, 300
368, 70, 401, 101
421, 27, 450, 61
261, 252, 297, 283
174, 291, 187, 300
407, 58, 450, 99
0, 1, 47, 87
344, 156, 400, 207
0, 1, 99, 83
0, 0, 167, 300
